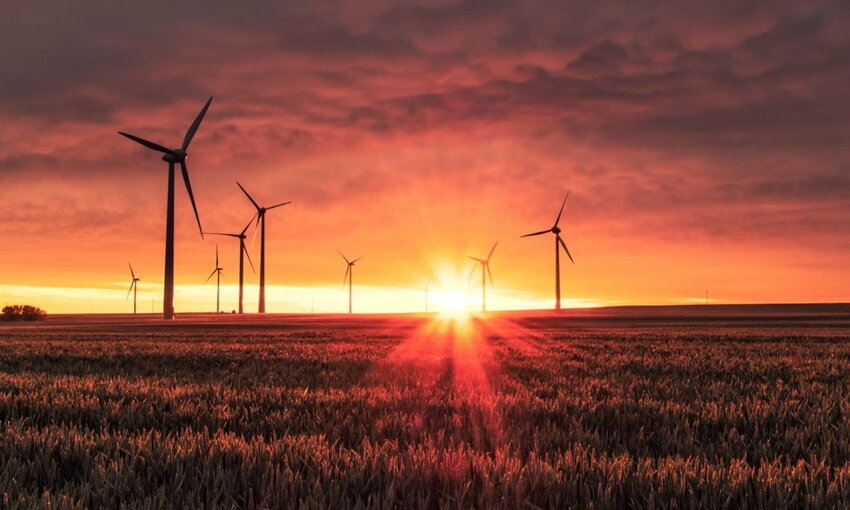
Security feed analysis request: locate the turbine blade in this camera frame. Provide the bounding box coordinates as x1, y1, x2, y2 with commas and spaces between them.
250, 214, 261, 248
182, 96, 213, 150
118, 132, 176, 155
128, 263, 135, 279
205, 232, 240, 238
267, 201, 292, 210
553, 191, 570, 228
468, 263, 477, 278
558, 235, 575, 264
337, 250, 350, 264
126, 280, 134, 299
487, 241, 498, 262
343, 265, 350, 287
236, 181, 261, 211
241, 215, 256, 236
487, 265, 494, 287
242, 243, 256, 273
215, 245, 219, 266
205, 268, 217, 283
180, 161, 203, 237
352, 256, 364, 263
467, 256, 484, 263
521, 229, 551, 238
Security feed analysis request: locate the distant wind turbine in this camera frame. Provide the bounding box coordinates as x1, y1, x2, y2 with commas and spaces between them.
521, 192, 575, 310
206, 219, 255, 314
205, 245, 224, 314
338, 251, 363, 314
468, 242, 497, 312
236, 182, 291, 313
127, 263, 140, 315
119, 97, 212, 319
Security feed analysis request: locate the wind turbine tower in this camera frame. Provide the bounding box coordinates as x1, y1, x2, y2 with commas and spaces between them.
236, 182, 291, 313
127, 263, 140, 314
206, 219, 255, 314
521, 192, 575, 310
205, 245, 224, 313
119, 97, 212, 319
468, 242, 497, 312
339, 251, 363, 314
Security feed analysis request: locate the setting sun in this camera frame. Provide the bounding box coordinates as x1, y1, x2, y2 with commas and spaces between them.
431, 289, 469, 314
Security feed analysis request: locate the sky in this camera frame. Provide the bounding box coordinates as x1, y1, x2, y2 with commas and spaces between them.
1, 0, 849, 314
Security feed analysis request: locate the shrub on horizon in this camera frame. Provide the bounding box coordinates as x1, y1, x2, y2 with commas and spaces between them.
1, 305, 47, 321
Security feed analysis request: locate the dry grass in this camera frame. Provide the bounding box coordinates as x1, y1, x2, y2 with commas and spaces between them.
0, 312, 849, 509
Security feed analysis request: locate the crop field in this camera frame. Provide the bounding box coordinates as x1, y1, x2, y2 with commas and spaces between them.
1, 306, 850, 509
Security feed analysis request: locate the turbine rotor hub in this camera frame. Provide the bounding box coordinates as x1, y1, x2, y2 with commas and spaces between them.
161, 149, 187, 163
552, 226, 561, 234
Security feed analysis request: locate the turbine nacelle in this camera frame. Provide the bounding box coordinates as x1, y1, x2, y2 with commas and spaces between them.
552, 226, 561, 235
162, 149, 187, 163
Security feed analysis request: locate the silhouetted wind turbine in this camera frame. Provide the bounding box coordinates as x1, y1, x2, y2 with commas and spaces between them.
236, 182, 291, 313
206, 219, 255, 314
127, 263, 140, 315
521, 192, 575, 310
468, 242, 497, 312
339, 251, 363, 314
205, 245, 224, 314
119, 97, 212, 319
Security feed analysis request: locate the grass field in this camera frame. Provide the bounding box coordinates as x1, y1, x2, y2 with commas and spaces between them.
1, 306, 849, 509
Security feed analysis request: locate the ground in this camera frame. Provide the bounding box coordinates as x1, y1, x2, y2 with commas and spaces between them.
0, 306, 849, 509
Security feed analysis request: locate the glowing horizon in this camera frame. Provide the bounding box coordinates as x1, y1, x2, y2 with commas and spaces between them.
0, 278, 831, 316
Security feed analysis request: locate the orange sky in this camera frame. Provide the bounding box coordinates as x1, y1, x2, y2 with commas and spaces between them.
1, 1, 849, 313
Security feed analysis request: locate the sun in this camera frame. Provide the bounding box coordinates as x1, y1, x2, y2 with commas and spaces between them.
431, 289, 469, 314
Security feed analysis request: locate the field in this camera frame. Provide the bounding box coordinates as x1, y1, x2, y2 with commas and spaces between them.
1, 305, 850, 509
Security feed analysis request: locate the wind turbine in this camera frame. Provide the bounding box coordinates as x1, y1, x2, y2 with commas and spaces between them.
338, 251, 363, 314
236, 182, 291, 313
119, 97, 212, 319
206, 219, 255, 314
205, 245, 224, 314
467, 242, 497, 312
521, 192, 575, 310
127, 263, 140, 314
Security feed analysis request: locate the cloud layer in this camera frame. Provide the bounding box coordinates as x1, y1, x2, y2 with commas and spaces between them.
1, 0, 849, 309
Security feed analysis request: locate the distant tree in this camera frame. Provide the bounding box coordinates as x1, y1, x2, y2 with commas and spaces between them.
2, 305, 47, 321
